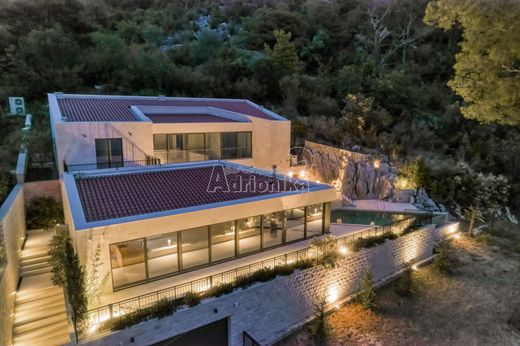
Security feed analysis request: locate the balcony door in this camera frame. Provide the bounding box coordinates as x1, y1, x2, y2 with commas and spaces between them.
96, 138, 123, 169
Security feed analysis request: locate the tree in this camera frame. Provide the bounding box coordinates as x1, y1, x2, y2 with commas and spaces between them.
425, 0, 520, 126
358, 269, 378, 311
265, 30, 300, 76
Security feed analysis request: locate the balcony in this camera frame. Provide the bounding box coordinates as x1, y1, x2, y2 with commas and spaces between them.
63, 157, 161, 173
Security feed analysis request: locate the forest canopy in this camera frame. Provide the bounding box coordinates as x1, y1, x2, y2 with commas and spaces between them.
0, 0, 519, 212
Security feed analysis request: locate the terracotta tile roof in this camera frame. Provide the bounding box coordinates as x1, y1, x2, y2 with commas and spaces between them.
75, 164, 305, 222
56, 95, 282, 122
146, 113, 240, 124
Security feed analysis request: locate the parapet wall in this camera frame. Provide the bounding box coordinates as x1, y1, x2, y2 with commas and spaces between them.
83, 225, 435, 346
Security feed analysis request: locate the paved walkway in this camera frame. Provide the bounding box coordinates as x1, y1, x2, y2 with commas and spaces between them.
12, 230, 70, 346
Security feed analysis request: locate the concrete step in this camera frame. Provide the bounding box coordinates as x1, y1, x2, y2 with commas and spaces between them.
21, 261, 52, 272
14, 306, 67, 328
13, 319, 69, 345
14, 312, 69, 336
20, 266, 52, 277
16, 286, 62, 305
14, 333, 71, 346
16, 293, 64, 312
20, 250, 50, 261
21, 254, 51, 266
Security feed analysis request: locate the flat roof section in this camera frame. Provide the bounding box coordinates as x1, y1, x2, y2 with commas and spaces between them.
55, 94, 285, 122
72, 162, 326, 223
146, 113, 240, 124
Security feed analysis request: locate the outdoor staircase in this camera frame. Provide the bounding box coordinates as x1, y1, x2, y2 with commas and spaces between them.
12, 230, 70, 346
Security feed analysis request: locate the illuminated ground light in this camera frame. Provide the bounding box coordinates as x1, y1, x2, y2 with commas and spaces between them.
373, 159, 381, 169
299, 169, 306, 178
411, 264, 419, 271
338, 246, 349, 256
453, 233, 462, 240
327, 286, 339, 304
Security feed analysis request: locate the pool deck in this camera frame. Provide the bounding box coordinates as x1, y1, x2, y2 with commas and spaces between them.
340, 199, 418, 213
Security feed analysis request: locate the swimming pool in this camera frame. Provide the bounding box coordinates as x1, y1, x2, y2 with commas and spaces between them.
331, 210, 409, 226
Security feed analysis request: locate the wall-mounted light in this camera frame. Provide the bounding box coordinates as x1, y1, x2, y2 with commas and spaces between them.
327, 286, 339, 303
339, 246, 349, 256
299, 169, 306, 178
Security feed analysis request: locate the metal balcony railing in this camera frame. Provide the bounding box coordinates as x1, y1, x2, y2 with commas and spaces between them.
64, 156, 161, 173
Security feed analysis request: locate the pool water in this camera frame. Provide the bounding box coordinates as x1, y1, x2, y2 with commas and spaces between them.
331, 210, 408, 226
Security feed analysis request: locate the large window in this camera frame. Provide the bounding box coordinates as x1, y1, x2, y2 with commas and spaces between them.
153, 132, 252, 163
237, 216, 261, 255
95, 138, 123, 169
110, 239, 146, 288
286, 207, 305, 242
181, 226, 209, 269
211, 221, 236, 262
306, 204, 324, 238
109, 203, 328, 290
262, 212, 285, 249
146, 233, 178, 279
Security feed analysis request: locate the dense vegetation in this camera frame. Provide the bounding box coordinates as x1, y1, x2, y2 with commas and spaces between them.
0, 0, 518, 214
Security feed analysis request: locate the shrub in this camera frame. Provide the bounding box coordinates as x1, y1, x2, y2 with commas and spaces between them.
204, 282, 235, 298
433, 240, 453, 274
0, 171, 12, 203
104, 299, 176, 331
394, 264, 415, 297
310, 296, 329, 343
317, 251, 340, 269
183, 291, 201, 307
48, 228, 69, 286
26, 197, 64, 230
352, 232, 398, 251
474, 232, 491, 245
358, 269, 377, 311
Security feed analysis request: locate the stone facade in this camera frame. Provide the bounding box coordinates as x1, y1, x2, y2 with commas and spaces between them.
0, 185, 26, 346
82, 225, 435, 346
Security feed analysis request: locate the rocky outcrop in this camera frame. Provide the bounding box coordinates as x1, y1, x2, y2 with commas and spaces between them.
302, 141, 444, 212
303, 141, 398, 200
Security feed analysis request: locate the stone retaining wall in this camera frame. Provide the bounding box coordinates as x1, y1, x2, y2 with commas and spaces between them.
0, 185, 26, 346
83, 225, 435, 346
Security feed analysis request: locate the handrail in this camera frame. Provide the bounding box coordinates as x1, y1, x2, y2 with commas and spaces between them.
63, 157, 161, 173
77, 213, 432, 340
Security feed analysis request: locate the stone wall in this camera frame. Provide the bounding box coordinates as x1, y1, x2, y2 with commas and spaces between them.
24, 179, 62, 203
0, 185, 26, 346
303, 141, 398, 200
83, 225, 435, 346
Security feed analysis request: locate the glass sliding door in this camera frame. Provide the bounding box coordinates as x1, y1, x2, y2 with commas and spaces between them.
236, 132, 252, 158
146, 232, 178, 278
306, 203, 324, 237
95, 138, 123, 169
181, 226, 209, 270
168, 134, 185, 163
185, 134, 205, 161
205, 133, 221, 159
262, 212, 285, 249
210, 221, 236, 262
286, 207, 305, 242
237, 216, 261, 255
153, 134, 168, 164
110, 239, 146, 289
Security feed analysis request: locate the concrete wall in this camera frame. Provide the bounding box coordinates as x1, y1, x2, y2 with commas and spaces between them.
82, 225, 435, 346
24, 179, 62, 203
0, 185, 27, 346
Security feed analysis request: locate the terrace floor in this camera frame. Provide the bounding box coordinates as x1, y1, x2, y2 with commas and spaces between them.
98, 223, 372, 307
342, 199, 418, 213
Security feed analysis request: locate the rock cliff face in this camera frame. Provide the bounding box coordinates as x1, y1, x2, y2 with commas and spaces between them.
302, 141, 445, 212
303, 141, 398, 200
